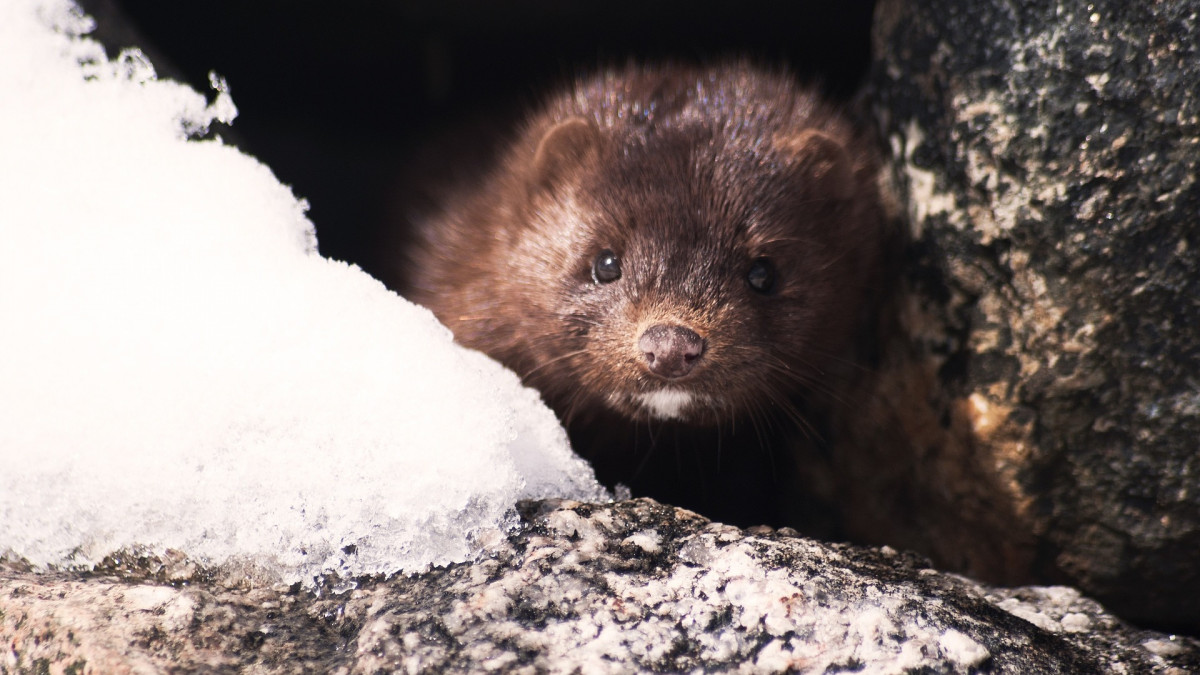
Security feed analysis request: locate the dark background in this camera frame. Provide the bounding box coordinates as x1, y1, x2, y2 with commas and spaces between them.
84, 0, 876, 283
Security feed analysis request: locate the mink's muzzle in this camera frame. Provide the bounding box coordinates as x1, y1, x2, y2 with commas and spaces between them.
638, 323, 705, 379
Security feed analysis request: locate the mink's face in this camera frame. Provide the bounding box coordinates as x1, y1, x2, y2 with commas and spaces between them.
515, 124, 870, 427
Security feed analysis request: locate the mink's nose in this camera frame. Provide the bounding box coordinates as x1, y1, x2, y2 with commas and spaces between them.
638, 324, 705, 378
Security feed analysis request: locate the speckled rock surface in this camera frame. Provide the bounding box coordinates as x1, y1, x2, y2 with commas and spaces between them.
3, 499, 1197, 673
853, 0, 1200, 631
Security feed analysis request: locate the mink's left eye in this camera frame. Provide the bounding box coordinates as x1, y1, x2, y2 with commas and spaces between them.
592, 249, 622, 284
746, 257, 776, 294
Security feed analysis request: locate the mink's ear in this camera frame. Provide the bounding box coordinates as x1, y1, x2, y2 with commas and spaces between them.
530, 117, 599, 195
777, 128, 856, 201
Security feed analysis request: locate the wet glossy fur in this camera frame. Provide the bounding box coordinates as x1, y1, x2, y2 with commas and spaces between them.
402, 63, 886, 526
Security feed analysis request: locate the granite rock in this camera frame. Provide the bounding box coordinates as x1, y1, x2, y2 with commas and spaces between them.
832, 0, 1200, 632
3, 499, 1197, 673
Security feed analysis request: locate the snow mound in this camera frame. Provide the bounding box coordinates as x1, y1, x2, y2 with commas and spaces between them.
0, 0, 605, 585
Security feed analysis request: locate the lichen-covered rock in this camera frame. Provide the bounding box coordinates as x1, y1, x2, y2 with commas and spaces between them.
851, 0, 1200, 631
3, 499, 1196, 673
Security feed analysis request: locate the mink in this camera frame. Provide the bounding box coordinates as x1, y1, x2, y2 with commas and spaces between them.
399, 62, 888, 528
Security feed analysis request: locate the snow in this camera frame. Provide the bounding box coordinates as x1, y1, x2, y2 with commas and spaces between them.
937, 630, 989, 667
0, 0, 605, 586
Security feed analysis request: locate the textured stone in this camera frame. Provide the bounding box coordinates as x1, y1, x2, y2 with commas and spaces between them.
857, 0, 1200, 632
3, 499, 1197, 673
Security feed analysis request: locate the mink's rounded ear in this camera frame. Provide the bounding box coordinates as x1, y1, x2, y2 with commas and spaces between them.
530, 117, 599, 195
777, 129, 856, 201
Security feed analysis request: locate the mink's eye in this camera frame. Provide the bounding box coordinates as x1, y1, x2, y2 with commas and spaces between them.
747, 257, 776, 294
592, 249, 622, 284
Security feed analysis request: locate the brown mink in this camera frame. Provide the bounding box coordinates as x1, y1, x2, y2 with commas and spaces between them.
400, 63, 887, 528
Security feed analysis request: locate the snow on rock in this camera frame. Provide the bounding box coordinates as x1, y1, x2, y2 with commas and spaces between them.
0, 0, 605, 585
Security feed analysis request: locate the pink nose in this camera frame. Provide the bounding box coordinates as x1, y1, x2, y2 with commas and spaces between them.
638, 324, 705, 378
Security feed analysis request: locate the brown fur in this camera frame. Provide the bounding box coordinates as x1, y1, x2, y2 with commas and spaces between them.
400, 63, 889, 526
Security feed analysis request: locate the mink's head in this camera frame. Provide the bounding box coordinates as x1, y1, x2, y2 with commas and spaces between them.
418, 65, 885, 428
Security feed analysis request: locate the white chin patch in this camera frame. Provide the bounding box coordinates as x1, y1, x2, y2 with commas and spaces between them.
635, 389, 698, 420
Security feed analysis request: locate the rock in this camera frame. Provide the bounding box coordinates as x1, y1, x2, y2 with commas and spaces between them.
836, 0, 1200, 632
2, 499, 1196, 673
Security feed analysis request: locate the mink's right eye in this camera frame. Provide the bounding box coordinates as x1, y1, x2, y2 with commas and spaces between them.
746, 257, 777, 294
592, 249, 622, 284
